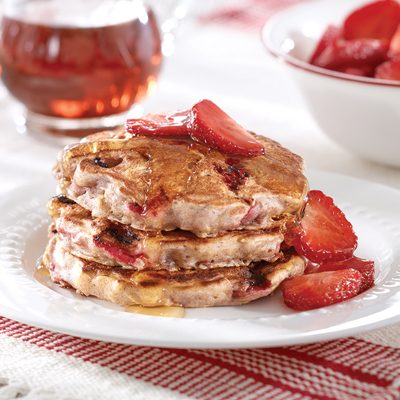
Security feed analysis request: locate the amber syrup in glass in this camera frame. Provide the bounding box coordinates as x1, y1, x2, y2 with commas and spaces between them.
0, 8, 162, 136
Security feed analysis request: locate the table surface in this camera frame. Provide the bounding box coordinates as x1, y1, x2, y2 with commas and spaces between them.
0, 5, 399, 400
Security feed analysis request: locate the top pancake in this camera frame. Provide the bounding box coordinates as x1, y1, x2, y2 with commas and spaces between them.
55, 130, 308, 237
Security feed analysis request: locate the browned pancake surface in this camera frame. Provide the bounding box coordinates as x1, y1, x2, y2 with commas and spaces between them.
55, 131, 308, 236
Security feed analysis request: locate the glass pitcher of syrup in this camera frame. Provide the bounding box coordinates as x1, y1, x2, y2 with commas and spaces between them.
0, 0, 188, 138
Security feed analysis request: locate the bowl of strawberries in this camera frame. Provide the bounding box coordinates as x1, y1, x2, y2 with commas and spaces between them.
262, 0, 400, 167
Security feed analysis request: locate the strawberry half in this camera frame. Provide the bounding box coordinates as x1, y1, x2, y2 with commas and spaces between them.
343, 0, 400, 41
189, 100, 265, 156
292, 190, 358, 263
125, 110, 190, 137
318, 256, 375, 292
310, 25, 341, 64
375, 57, 400, 80
312, 39, 389, 70
281, 269, 362, 311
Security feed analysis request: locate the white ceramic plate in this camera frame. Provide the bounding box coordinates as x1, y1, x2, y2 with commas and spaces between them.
0, 170, 399, 348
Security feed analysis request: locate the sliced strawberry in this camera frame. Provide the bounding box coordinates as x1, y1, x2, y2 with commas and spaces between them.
281, 269, 362, 311
189, 100, 265, 156
375, 57, 400, 80
292, 190, 358, 263
318, 256, 375, 292
125, 110, 190, 137
343, 0, 400, 41
312, 39, 389, 70
310, 25, 341, 64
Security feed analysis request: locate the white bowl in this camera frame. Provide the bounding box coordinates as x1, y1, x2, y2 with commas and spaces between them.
262, 0, 400, 168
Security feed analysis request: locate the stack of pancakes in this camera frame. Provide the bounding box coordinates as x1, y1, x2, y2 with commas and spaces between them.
41, 129, 308, 308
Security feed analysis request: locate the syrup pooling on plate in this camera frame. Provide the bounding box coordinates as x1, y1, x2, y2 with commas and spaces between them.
34, 265, 51, 285
125, 305, 185, 318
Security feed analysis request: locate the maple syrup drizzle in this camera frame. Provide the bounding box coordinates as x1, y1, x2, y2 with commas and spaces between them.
34, 266, 50, 283
125, 305, 185, 318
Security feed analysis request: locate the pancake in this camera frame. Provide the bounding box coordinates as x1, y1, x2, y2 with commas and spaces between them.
55, 130, 308, 237
41, 235, 305, 308
49, 196, 284, 271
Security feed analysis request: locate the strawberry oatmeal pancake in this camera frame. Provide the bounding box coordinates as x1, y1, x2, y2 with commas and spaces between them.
40, 99, 375, 311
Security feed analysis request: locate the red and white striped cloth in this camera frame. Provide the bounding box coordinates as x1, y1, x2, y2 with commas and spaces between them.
1, 317, 400, 400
